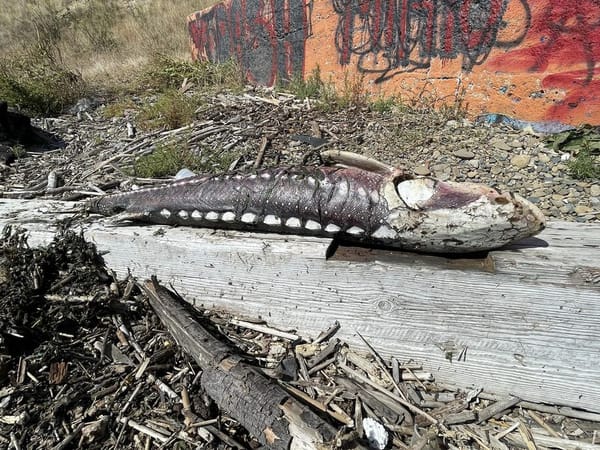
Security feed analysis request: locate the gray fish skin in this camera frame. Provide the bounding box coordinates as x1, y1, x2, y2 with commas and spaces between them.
88, 163, 546, 253
88, 166, 391, 239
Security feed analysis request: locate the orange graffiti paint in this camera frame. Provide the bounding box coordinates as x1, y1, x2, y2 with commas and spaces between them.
189, 0, 600, 126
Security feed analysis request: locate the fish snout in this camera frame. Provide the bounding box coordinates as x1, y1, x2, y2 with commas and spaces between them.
511, 193, 546, 234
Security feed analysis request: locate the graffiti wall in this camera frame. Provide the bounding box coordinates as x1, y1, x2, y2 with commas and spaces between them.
188, 0, 307, 86
188, 0, 600, 126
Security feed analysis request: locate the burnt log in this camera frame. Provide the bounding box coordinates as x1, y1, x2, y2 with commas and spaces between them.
140, 277, 360, 450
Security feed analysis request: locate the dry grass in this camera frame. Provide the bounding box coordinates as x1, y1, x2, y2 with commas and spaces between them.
0, 0, 218, 88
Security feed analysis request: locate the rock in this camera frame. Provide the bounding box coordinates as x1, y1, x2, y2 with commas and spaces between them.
413, 165, 431, 176
561, 204, 575, 214
69, 97, 98, 114
453, 149, 475, 160
575, 205, 592, 215
509, 139, 524, 149
491, 139, 512, 151
590, 184, 600, 197
538, 153, 551, 163
510, 154, 531, 169
432, 164, 449, 174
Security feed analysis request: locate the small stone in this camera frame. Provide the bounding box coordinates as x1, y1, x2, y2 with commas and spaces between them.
590, 185, 600, 197
432, 164, 449, 174
468, 159, 480, 168
467, 171, 477, 178
509, 139, 524, 149
561, 204, 575, 214
575, 205, 592, 215
528, 196, 540, 204
491, 139, 512, 151
538, 153, 551, 163
453, 149, 475, 160
491, 166, 502, 175
413, 165, 431, 176
510, 154, 531, 169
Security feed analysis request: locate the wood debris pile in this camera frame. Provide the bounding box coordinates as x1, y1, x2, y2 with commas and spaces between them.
1, 227, 598, 449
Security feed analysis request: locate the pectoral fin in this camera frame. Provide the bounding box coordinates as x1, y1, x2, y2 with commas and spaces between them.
320, 150, 397, 174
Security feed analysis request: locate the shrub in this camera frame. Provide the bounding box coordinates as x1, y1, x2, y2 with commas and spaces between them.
132, 142, 203, 178
142, 55, 243, 92
131, 141, 242, 178
568, 147, 600, 180
0, 53, 86, 115
136, 89, 199, 130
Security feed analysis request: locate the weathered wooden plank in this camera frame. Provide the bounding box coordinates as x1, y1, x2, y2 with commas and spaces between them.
1, 199, 599, 413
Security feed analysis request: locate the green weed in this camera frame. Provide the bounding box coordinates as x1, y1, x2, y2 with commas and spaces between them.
285, 67, 326, 99
142, 55, 243, 93
131, 142, 203, 178
0, 53, 86, 115
136, 89, 199, 130
102, 98, 138, 119
568, 147, 600, 180
370, 95, 399, 114
131, 141, 241, 178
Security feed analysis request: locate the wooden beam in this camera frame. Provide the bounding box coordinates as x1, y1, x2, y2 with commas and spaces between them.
2, 198, 599, 413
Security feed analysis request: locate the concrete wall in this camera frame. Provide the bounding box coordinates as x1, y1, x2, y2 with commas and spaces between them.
188, 0, 600, 126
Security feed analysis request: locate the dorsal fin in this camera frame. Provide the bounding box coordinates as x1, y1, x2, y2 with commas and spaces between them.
320, 150, 410, 179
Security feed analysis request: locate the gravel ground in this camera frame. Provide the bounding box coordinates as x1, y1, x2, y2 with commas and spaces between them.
1, 88, 598, 223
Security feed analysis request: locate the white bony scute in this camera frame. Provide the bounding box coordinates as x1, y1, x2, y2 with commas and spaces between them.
222, 212, 236, 222
241, 212, 257, 224
263, 215, 281, 226
324, 224, 341, 233
305, 219, 321, 230
346, 226, 365, 235
205, 211, 219, 221
371, 225, 397, 239
285, 217, 301, 228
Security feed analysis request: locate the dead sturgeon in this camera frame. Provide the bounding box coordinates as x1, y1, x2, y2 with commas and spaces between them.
88, 151, 545, 253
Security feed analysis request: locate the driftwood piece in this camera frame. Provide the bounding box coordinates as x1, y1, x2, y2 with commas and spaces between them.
1, 198, 599, 414
139, 277, 351, 450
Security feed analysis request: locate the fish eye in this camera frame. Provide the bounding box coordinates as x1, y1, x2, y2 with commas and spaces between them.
396, 178, 436, 209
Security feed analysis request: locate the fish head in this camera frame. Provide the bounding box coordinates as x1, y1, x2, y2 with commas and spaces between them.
383, 177, 546, 253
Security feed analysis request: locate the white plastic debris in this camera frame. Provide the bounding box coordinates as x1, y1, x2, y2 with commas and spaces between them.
175, 168, 196, 180
561, 153, 571, 162
126, 122, 136, 138
362, 417, 388, 450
